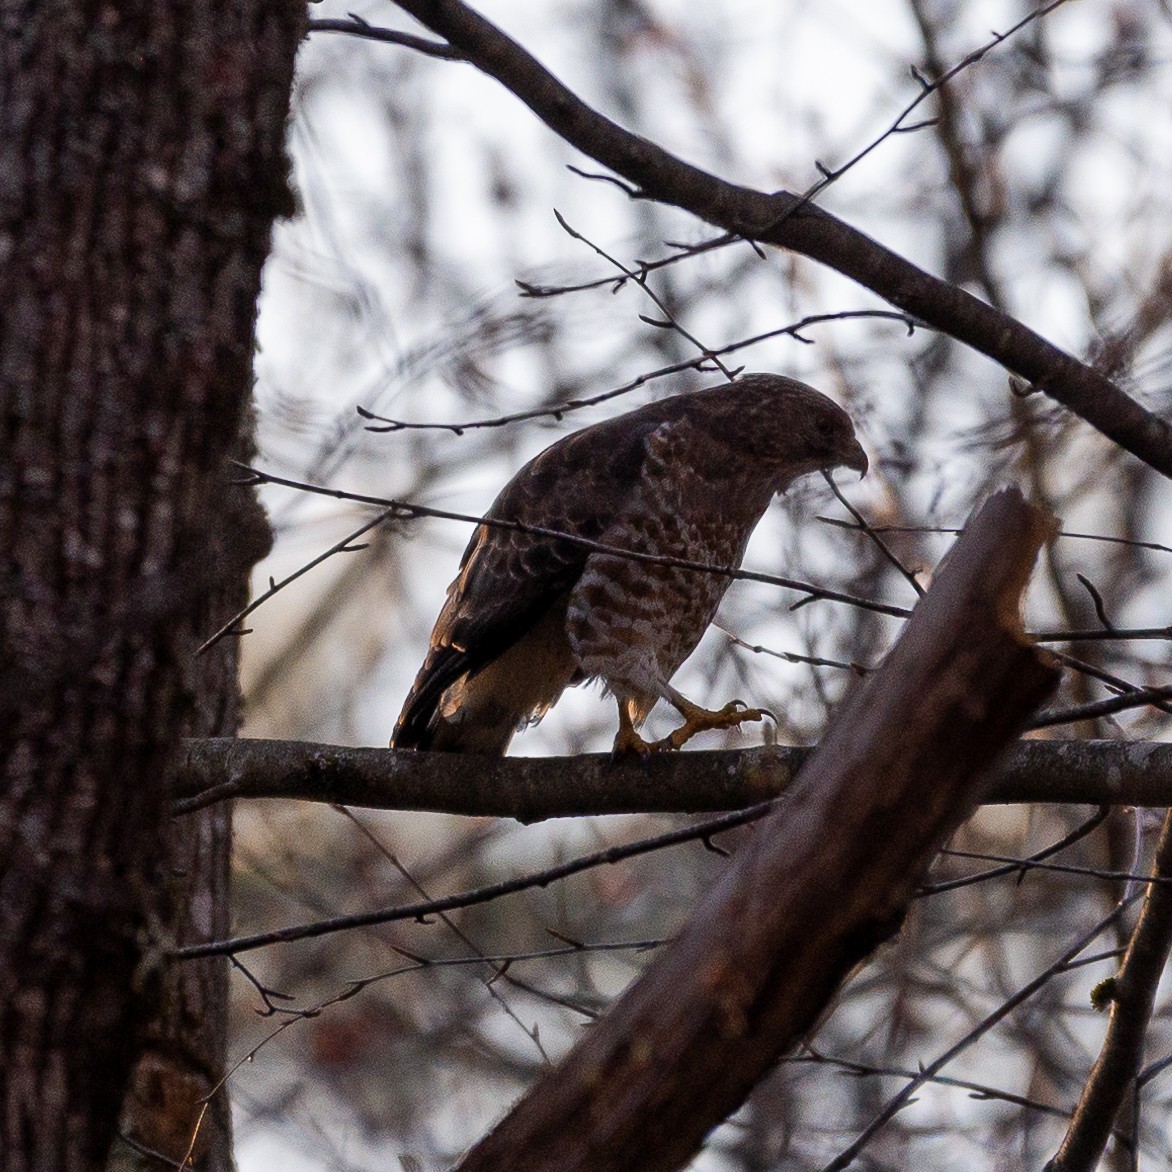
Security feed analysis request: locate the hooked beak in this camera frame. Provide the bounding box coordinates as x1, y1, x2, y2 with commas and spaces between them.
843, 437, 868, 479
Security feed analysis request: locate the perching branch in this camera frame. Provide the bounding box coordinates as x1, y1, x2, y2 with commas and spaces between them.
388, 0, 1172, 479
175, 737, 1172, 821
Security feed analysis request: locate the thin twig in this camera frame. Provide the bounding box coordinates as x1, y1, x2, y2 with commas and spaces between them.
235, 463, 909, 619
173, 800, 776, 959
1045, 811, 1172, 1171
818, 519, 1172, 557
936, 846, 1172, 889
307, 16, 464, 60
517, 232, 738, 298
822, 471, 925, 597
791, 1053, 1091, 1131
1031, 627, 1171, 644
1028, 687, 1172, 730
715, 625, 869, 676
820, 894, 1142, 1172
551, 208, 736, 380
358, 310, 915, 433
921, 806, 1110, 896
196, 506, 397, 656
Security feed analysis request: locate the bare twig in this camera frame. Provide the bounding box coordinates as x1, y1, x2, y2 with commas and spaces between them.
550, 209, 737, 380
822, 471, 925, 598
172, 801, 775, 959
803, 0, 1074, 203
818, 519, 1172, 557
1050, 649, 1172, 720
922, 806, 1110, 896
1029, 687, 1172, 730
358, 310, 915, 433
334, 805, 555, 1059
196, 506, 397, 657
516, 232, 737, 298
1031, 626, 1171, 644
937, 847, 1172, 890
821, 894, 1142, 1172
307, 15, 464, 60
715, 625, 869, 675
793, 1053, 1084, 1129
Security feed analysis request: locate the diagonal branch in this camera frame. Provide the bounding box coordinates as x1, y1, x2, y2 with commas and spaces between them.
172, 801, 772, 960
448, 487, 1058, 1172
389, 0, 1172, 479
1044, 809, 1172, 1172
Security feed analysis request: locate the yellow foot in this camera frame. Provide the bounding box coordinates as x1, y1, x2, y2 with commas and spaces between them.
652, 700, 772, 752
610, 721, 655, 759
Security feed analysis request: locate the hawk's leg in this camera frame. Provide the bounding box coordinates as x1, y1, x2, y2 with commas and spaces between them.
611, 696, 654, 758
652, 685, 771, 751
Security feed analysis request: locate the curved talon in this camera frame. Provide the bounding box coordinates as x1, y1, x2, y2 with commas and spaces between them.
655, 699, 769, 751
611, 693, 771, 756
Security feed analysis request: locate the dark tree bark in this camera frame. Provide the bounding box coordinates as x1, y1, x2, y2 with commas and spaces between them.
0, 4, 302, 1171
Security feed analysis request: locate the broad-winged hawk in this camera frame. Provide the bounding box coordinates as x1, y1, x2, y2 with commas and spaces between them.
392, 373, 867, 755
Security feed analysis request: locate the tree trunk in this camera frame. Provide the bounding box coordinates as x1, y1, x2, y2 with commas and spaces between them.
0, 4, 302, 1170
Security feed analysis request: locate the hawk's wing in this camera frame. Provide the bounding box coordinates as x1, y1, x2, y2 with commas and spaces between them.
392, 374, 868, 752
392, 406, 680, 748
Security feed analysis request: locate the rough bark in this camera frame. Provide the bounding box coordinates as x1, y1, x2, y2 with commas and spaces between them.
0, 4, 300, 1171
452, 488, 1060, 1172
174, 737, 1172, 821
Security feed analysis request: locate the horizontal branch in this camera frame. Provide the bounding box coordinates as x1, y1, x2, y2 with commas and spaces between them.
174, 737, 1172, 821
390, 0, 1172, 479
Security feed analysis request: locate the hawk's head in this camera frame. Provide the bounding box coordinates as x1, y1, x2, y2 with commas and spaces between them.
729, 373, 868, 490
